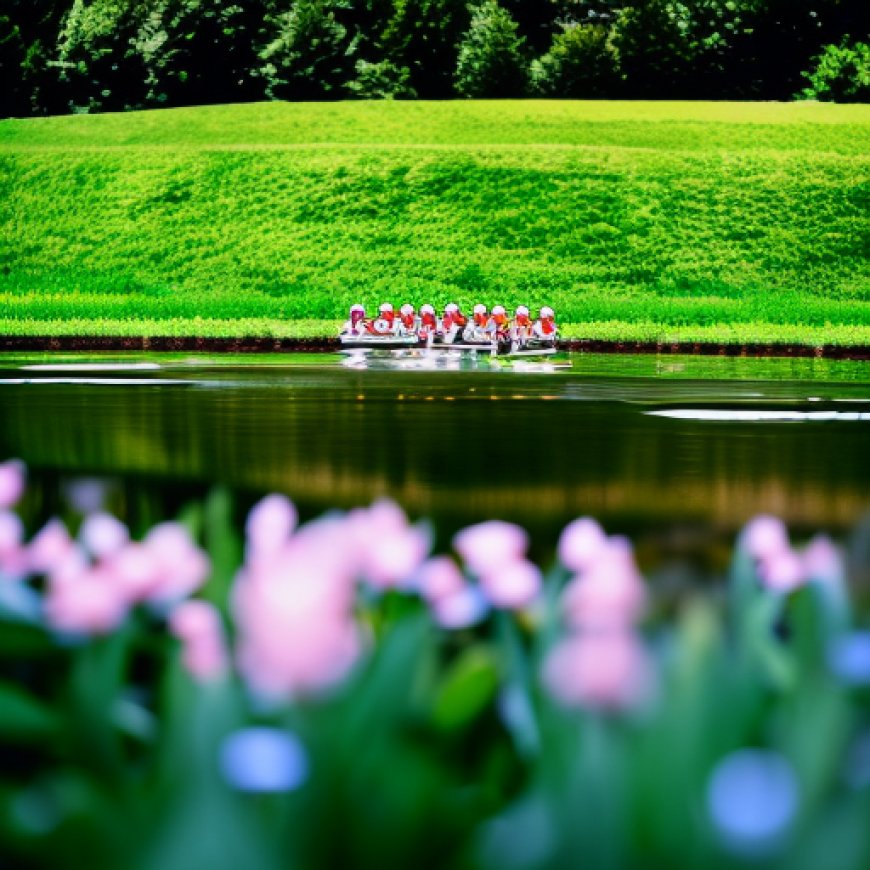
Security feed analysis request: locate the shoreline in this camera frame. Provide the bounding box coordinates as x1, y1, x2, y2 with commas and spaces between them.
2, 335, 870, 360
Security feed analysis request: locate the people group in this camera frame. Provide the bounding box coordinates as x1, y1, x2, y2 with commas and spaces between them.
341, 302, 557, 348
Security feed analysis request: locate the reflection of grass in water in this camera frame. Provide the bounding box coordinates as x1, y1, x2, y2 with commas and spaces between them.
1, 100, 868, 343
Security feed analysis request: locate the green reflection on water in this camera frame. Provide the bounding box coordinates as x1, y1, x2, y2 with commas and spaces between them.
0, 352, 868, 542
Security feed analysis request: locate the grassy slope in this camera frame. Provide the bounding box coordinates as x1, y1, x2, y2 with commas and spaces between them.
1, 101, 869, 343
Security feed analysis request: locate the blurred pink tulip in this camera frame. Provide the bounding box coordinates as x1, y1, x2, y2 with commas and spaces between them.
144, 522, 210, 604
109, 542, 160, 602
345, 500, 430, 589
44, 564, 129, 635
759, 547, 805, 593
431, 586, 489, 630
740, 515, 790, 562
0, 459, 25, 510
232, 530, 362, 698
802, 534, 843, 584
453, 521, 528, 575
561, 538, 647, 630
79, 512, 130, 560
364, 524, 430, 590
0, 511, 26, 578
169, 600, 228, 682
416, 556, 466, 603
27, 518, 75, 575
46, 545, 89, 591
558, 517, 608, 572
479, 559, 542, 610
246, 494, 298, 560
541, 630, 654, 712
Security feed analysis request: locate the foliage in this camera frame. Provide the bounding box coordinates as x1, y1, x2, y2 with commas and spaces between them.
53, 0, 150, 113
3, 0, 870, 113
455, 1, 528, 98
610, 0, 695, 97
530, 22, 618, 97
0, 101, 868, 344
347, 58, 416, 99
801, 40, 870, 104
258, 0, 355, 101
134, 0, 267, 107
379, 0, 471, 99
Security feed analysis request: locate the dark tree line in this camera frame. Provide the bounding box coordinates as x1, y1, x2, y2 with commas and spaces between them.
2, 0, 869, 118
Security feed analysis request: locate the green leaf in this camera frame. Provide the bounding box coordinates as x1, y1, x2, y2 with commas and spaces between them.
0, 681, 58, 741
432, 645, 499, 732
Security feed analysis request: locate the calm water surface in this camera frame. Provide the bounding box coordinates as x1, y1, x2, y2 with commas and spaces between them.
1, 351, 869, 554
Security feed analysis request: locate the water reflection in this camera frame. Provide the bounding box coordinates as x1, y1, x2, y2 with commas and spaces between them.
0, 352, 868, 541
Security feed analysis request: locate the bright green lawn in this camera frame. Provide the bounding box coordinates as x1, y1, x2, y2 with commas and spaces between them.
1, 101, 869, 344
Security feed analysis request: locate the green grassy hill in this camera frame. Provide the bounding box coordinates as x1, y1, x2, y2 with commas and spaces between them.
1, 101, 869, 344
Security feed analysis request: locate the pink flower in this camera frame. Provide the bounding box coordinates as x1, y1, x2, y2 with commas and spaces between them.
0, 459, 25, 510
143, 522, 210, 604
558, 517, 608, 572
246, 494, 298, 561
44, 564, 129, 635
79, 512, 129, 560
479, 559, 542, 610
759, 547, 805, 593
561, 537, 647, 630
232, 530, 362, 699
0, 511, 26, 578
740, 515, 790, 562
416, 556, 466, 604
351, 500, 430, 589
27, 518, 75, 575
802, 534, 843, 584
431, 586, 489, 630
169, 600, 228, 682
541, 630, 655, 712
453, 521, 528, 575
109, 542, 160, 602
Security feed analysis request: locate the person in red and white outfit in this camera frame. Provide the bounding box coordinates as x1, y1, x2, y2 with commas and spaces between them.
441, 302, 466, 344
366, 302, 397, 335
397, 303, 418, 336
463, 304, 489, 343
532, 305, 557, 343
511, 305, 532, 347
340, 303, 366, 336
418, 304, 438, 342
485, 305, 509, 342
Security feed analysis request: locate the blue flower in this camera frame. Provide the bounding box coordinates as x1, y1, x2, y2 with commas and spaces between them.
219, 727, 309, 794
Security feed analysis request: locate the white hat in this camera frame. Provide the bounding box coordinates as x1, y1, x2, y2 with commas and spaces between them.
540, 306, 554, 318
492, 305, 506, 316
515, 305, 529, 317
379, 302, 394, 314
473, 304, 487, 315
444, 302, 459, 314
400, 303, 414, 316
420, 304, 435, 315
350, 304, 365, 314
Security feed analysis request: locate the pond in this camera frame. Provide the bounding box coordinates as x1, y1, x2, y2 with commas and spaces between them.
1, 350, 869, 562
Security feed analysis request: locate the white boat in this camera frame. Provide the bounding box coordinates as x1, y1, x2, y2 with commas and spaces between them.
339, 334, 423, 350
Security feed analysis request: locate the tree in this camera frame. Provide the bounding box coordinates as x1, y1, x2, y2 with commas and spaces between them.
455, 0, 528, 98
134, 0, 267, 107
259, 0, 355, 100
54, 0, 151, 112
800, 39, 870, 102
530, 21, 618, 97
347, 58, 416, 98
379, 0, 471, 99
610, 0, 695, 97
0, 14, 27, 117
